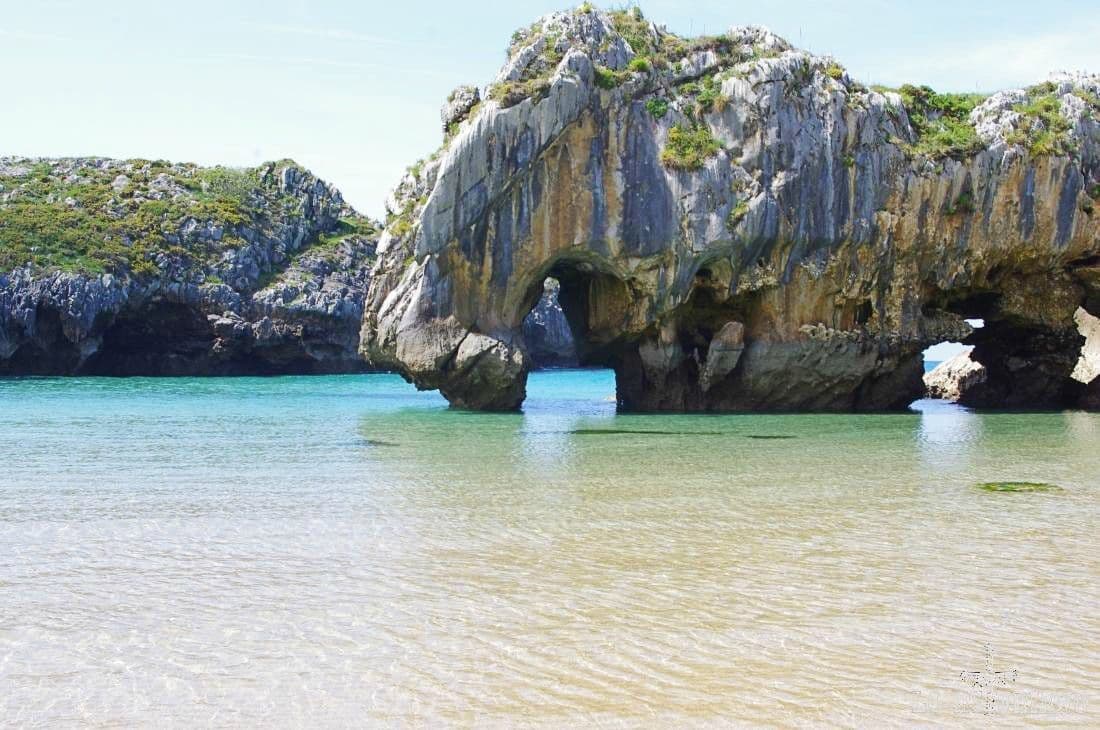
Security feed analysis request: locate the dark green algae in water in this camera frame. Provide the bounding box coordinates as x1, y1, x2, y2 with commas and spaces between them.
571, 429, 725, 436
977, 481, 1064, 493
569, 429, 796, 439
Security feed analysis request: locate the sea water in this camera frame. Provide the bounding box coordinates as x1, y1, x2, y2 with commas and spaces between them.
1, 371, 1098, 725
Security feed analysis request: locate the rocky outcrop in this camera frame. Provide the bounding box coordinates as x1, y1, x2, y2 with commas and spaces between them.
522, 278, 578, 367
0, 158, 379, 375
360, 7, 1100, 411
1072, 307, 1100, 376
924, 349, 986, 402
442, 86, 481, 134
1076, 308, 1100, 408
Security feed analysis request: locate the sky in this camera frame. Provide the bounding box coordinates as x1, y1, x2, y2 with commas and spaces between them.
3, 0, 1099, 218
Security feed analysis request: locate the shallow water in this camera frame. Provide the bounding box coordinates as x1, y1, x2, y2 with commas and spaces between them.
1, 371, 1098, 726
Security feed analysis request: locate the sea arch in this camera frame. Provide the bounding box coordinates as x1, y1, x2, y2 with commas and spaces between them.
358, 10, 1100, 412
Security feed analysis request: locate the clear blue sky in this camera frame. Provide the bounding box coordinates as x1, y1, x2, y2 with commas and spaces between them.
3, 1, 1098, 217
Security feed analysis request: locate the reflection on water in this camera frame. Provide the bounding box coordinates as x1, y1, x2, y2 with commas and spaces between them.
914, 398, 984, 476
1, 371, 1099, 725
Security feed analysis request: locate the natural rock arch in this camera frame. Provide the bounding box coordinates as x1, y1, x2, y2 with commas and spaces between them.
360, 8, 1100, 411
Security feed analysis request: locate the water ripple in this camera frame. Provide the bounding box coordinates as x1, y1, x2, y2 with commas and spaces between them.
0, 372, 1098, 725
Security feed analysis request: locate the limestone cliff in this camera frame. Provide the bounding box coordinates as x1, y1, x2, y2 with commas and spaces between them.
360, 6, 1100, 411
0, 158, 379, 375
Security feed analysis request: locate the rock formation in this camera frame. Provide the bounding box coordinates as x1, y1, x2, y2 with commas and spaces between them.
522, 278, 578, 367
924, 307, 1099, 405
1073, 307, 1100, 408
0, 158, 379, 375
360, 6, 1100, 411
924, 349, 986, 402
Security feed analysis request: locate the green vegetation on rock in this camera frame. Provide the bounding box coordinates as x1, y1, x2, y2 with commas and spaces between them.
645, 97, 670, 118
594, 65, 627, 90
608, 7, 655, 56
895, 85, 986, 159
676, 75, 730, 117
1005, 84, 1075, 157
727, 199, 750, 229
0, 160, 258, 275
1072, 88, 1100, 123
696, 75, 728, 114
314, 217, 379, 252
489, 79, 552, 109
607, 6, 757, 73
386, 195, 426, 240
0, 158, 369, 281
661, 125, 722, 170
495, 7, 786, 118
947, 191, 976, 216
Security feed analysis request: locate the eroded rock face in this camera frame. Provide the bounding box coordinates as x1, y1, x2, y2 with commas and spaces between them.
923, 308, 1100, 406
1072, 307, 1100, 385
442, 85, 481, 133
924, 350, 987, 402
361, 8, 1100, 411
523, 278, 578, 368
0, 158, 379, 375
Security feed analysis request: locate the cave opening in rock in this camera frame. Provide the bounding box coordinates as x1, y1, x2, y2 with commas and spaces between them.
0, 305, 83, 375
921, 319, 985, 404
919, 284, 1097, 409
79, 301, 337, 377
80, 302, 220, 376
516, 258, 638, 407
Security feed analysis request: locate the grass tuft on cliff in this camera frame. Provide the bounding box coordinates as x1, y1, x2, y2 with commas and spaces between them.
661, 125, 722, 170
313, 217, 379, 252
894, 85, 986, 160
1005, 84, 1076, 157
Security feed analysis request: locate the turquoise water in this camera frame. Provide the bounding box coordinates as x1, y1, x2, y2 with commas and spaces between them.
1, 370, 1098, 725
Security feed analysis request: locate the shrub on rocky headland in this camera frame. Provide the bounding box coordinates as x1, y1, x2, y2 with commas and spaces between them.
0, 157, 376, 284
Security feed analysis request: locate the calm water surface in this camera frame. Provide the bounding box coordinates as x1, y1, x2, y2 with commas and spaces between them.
1, 371, 1098, 726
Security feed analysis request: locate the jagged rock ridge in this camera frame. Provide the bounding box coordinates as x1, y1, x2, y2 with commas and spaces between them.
360, 5, 1100, 411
